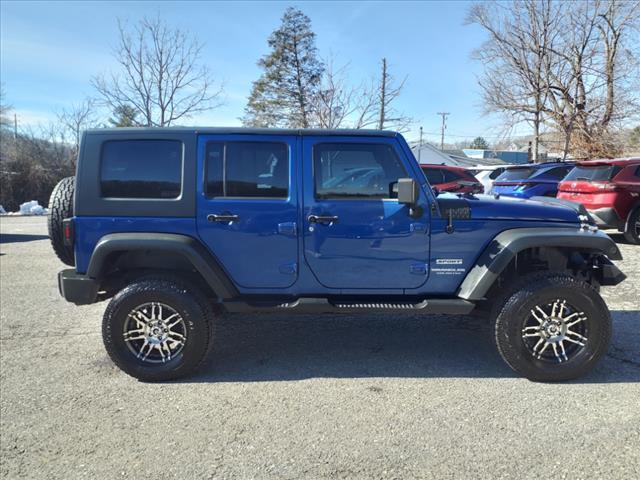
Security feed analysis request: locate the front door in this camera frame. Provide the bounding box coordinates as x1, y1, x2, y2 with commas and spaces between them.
196, 135, 298, 289
302, 137, 430, 290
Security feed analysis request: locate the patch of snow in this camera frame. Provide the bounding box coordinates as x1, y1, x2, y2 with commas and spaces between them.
0, 205, 6, 215
17, 200, 48, 216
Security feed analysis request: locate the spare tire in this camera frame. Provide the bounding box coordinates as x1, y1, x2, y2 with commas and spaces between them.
48, 176, 75, 266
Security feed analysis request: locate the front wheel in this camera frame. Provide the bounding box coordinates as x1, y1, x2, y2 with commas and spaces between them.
493, 273, 611, 381
102, 278, 213, 381
623, 208, 640, 245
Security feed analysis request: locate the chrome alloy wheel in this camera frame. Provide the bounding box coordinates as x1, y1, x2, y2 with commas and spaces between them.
635, 218, 640, 237
123, 302, 187, 363
521, 299, 588, 363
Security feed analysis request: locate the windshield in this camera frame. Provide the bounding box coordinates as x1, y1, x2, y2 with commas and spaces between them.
495, 167, 535, 182
564, 165, 621, 182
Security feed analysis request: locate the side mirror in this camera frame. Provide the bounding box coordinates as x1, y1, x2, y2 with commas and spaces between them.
397, 178, 419, 205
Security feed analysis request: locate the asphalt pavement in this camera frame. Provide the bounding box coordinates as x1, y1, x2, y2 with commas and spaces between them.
1, 216, 639, 479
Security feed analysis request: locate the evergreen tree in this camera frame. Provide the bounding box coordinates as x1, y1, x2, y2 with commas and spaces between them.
243, 7, 324, 128
108, 105, 139, 127
470, 136, 489, 149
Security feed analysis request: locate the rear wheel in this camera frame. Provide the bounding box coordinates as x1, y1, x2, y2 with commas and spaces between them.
493, 272, 611, 381
102, 278, 213, 381
623, 208, 640, 245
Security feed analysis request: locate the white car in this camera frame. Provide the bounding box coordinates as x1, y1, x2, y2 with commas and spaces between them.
467, 165, 512, 193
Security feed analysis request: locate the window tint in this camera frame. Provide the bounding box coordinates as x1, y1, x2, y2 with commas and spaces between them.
422, 168, 444, 185
496, 167, 535, 182
564, 165, 622, 182
635, 166, 640, 178
540, 167, 572, 179
101, 140, 182, 199
315, 143, 407, 199
442, 169, 462, 182
489, 168, 504, 180
205, 142, 289, 198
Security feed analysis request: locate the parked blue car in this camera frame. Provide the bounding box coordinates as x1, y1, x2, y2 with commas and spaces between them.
490, 162, 575, 198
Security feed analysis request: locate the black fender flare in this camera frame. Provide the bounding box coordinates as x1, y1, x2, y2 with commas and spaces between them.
87, 233, 238, 300
457, 227, 623, 301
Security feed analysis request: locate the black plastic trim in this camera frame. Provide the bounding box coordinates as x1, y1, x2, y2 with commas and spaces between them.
457, 227, 623, 301
598, 257, 627, 286
58, 269, 99, 305
86, 233, 238, 300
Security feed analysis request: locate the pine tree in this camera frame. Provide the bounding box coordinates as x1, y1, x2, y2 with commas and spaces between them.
470, 137, 489, 149
108, 105, 139, 127
243, 7, 324, 128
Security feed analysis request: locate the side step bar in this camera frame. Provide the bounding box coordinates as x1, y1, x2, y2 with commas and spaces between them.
222, 298, 475, 315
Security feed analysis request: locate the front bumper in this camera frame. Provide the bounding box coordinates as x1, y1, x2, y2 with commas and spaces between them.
58, 269, 99, 305
587, 207, 623, 230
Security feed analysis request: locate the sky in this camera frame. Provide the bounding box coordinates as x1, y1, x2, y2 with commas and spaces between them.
0, 0, 515, 144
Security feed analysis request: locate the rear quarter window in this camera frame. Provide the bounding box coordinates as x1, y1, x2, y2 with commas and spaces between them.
100, 140, 183, 198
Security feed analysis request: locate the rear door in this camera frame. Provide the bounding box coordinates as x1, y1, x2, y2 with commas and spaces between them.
196, 135, 299, 289
302, 136, 430, 290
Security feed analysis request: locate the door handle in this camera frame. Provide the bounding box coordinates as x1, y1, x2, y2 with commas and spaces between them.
308, 214, 339, 224
207, 213, 239, 223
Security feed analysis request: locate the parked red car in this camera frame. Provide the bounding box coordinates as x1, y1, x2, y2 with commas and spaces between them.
557, 158, 640, 244
421, 164, 484, 194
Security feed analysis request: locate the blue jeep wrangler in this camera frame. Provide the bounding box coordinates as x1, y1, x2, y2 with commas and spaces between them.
49, 128, 626, 382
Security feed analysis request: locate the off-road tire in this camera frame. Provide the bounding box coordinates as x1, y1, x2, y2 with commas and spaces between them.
102, 278, 214, 381
47, 176, 75, 266
493, 272, 611, 382
623, 207, 640, 245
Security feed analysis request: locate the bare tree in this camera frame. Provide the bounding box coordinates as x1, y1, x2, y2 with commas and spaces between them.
92, 16, 223, 127
470, 0, 639, 159
376, 58, 412, 131
313, 60, 357, 128
312, 59, 381, 129
468, 0, 562, 161
0, 84, 12, 130
544, 0, 639, 158
352, 77, 379, 129
57, 98, 99, 162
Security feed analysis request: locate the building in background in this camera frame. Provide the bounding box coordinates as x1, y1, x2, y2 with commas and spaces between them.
410, 142, 507, 167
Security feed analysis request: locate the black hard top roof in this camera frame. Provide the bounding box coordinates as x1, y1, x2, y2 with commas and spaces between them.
84, 127, 399, 137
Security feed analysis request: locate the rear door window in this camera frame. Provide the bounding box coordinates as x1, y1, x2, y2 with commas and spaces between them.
100, 140, 183, 199
205, 142, 289, 198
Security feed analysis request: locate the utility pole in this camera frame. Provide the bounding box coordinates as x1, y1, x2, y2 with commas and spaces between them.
378, 58, 387, 130
437, 112, 449, 151
13, 113, 18, 140
418, 126, 423, 162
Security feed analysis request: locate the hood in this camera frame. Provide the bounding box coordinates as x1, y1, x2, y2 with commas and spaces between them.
437, 193, 582, 223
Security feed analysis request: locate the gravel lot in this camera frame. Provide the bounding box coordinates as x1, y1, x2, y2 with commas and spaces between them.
1, 216, 639, 479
